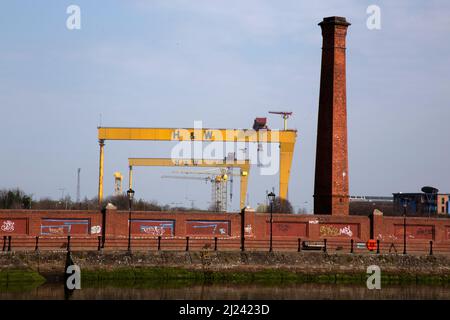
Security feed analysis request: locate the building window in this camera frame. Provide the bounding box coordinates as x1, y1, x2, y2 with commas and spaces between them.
442, 206, 445, 213
442, 198, 445, 204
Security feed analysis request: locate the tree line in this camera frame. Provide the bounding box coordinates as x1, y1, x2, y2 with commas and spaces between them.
0, 188, 297, 213
0, 188, 168, 211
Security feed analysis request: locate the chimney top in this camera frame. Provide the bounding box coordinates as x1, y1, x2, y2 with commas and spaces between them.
319, 16, 351, 27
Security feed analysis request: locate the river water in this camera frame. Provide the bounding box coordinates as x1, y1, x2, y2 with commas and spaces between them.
1, 282, 450, 300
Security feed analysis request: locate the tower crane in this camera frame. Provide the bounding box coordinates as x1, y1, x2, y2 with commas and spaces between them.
162, 168, 243, 212
173, 167, 241, 179
161, 174, 227, 212
161, 175, 211, 182
173, 167, 244, 205
268, 111, 293, 130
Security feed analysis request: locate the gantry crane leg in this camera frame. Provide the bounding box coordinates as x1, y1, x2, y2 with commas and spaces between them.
98, 140, 105, 206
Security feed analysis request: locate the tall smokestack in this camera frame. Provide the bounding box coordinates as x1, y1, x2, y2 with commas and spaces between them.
313, 16, 350, 216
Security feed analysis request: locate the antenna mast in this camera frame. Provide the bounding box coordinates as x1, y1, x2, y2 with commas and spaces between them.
76, 168, 81, 203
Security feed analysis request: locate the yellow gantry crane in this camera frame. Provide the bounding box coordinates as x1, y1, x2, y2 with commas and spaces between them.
127, 158, 250, 210
97, 124, 297, 209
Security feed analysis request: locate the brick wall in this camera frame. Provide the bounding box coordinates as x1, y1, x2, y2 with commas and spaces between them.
1, 209, 449, 251
0, 209, 369, 240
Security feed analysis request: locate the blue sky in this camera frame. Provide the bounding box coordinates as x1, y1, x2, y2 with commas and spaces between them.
1, 0, 450, 212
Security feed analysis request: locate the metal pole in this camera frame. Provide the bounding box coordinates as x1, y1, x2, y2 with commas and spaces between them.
67, 235, 71, 252
350, 239, 354, 253
240, 208, 245, 252
98, 236, 102, 251
158, 236, 161, 251
429, 241, 433, 256
128, 198, 132, 252
298, 238, 302, 252
7, 236, 11, 252
98, 139, 105, 207
185, 236, 189, 251
269, 201, 273, 252
403, 207, 407, 255
214, 237, 218, 251
376, 239, 380, 254
35, 236, 39, 251
101, 208, 106, 249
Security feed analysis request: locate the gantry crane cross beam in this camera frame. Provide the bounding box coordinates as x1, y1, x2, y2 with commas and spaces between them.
97, 127, 297, 208
127, 157, 250, 210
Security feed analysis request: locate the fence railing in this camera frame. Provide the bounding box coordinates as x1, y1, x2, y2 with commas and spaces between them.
2, 235, 450, 255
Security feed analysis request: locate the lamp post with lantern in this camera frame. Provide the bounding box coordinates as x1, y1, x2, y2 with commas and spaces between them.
267, 192, 276, 252
127, 188, 135, 252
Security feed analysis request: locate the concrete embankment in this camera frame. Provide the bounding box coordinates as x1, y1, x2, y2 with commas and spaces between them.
1, 251, 450, 283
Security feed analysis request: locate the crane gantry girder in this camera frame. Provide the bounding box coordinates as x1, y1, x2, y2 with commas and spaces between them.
98, 127, 296, 143
127, 157, 250, 210
97, 127, 297, 208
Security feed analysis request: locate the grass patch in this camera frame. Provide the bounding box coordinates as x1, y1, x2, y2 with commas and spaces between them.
0, 269, 46, 292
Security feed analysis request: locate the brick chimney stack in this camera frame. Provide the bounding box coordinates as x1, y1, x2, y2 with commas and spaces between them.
313, 16, 351, 216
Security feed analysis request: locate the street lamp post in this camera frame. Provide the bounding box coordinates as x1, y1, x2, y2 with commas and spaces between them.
127, 188, 135, 252
403, 199, 408, 255
268, 192, 276, 252
240, 207, 245, 252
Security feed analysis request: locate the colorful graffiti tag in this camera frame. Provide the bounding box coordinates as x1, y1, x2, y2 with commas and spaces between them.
186, 220, 230, 236
319, 224, 358, 238
40, 219, 89, 235
131, 220, 175, 236
0, 218, 27, 234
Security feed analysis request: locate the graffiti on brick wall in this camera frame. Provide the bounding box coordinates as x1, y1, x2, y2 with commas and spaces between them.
319, 224, 358, 238
186, 220, 230, 236
40, 219, 89, 235
377, 233, 398, 241
131, 220, 174, 236
394, 224, 434, 240
0, 218, 27, 234
265, 222, 307, 237
1, 220, 14, 232
90, 225, 101, 234
245, 224, 253, 236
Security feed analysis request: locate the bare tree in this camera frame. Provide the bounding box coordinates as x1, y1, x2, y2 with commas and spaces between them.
257, 197, 294, 214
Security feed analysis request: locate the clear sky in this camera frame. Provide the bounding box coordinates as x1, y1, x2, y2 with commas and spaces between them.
1, 0, 449, 212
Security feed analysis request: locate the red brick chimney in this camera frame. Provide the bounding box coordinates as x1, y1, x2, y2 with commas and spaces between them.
313, 16, 351, 216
